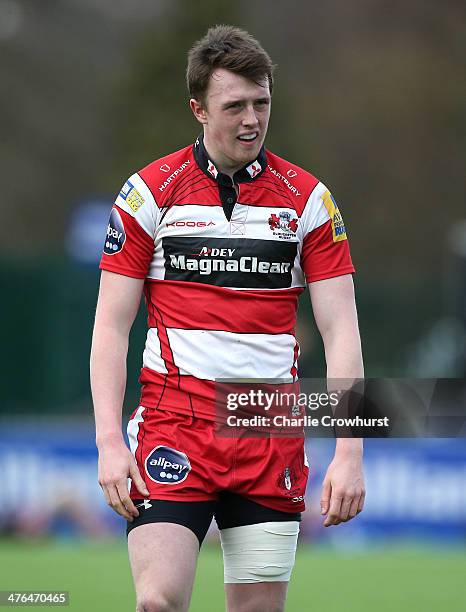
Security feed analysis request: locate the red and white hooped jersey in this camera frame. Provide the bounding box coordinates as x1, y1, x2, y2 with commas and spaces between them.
100, 136, 355, 420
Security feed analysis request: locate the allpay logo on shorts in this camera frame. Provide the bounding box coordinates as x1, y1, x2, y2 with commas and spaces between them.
145, 446, 191, 485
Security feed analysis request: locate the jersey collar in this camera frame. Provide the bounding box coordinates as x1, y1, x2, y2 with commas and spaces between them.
193, 134, 267, 185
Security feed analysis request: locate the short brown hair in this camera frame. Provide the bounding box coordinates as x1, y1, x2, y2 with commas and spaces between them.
187, 25, 275, 106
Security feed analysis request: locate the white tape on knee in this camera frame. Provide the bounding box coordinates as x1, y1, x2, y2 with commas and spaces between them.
220, 521, 300, 584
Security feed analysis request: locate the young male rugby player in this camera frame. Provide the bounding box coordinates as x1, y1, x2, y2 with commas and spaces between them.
91, 25, 365, 612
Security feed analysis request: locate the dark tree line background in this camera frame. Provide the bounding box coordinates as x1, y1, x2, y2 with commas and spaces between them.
3, 0, 464, 274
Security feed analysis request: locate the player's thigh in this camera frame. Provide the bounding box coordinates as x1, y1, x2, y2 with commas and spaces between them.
128, 522, 199, 612
219, 518, 300, 612
225, 582, 288, 612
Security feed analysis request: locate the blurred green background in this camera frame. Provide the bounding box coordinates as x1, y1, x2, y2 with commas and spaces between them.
2, 540, 465, 611
0, 1, 465, 610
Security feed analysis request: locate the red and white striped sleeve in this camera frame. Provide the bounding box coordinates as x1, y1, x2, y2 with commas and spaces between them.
99, 173, 158, 279
299, 182, 355, 283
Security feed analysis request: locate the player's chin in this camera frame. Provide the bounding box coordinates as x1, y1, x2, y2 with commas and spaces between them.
234, 141, 262, 162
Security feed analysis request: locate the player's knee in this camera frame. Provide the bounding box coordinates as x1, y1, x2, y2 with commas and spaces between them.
136, 591, 186, 612
136, 595, 167, 612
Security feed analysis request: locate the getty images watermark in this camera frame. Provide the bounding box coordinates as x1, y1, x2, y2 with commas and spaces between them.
214, 378, 466, 438
225, 387, 388, 430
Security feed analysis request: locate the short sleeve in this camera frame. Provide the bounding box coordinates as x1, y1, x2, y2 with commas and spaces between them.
300, 182, 355, 283
99, 173, 158, 279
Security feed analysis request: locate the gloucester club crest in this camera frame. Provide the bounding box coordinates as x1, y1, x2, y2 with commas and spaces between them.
268, 211, 298, 239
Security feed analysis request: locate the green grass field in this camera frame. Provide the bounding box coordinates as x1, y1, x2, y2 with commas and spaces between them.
0, 539, 464, 611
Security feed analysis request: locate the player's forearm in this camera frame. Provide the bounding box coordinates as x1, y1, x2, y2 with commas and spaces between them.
90, 323, 129, 448
323, 319, 364, 380
323, 323, 364, 456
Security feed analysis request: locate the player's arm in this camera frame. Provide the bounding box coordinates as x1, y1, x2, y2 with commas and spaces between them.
90, 270, 150, 521
309, 273, 365, 526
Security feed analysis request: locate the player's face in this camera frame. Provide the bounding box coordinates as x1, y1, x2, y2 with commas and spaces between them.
190, 68, 271, 175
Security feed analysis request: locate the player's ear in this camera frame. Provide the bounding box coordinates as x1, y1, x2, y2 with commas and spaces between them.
190, 98, 208, 125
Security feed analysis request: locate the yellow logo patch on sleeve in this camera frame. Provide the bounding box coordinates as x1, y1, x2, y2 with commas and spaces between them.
322, 190, 348, 242
126, 187, 145, 212
119, 180, 145, 212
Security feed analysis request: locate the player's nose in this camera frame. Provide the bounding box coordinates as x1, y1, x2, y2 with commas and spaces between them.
241, 104, 259, 128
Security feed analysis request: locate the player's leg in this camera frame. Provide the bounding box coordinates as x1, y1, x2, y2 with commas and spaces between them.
222, 522, 298, 612
225, 582, 288, 612
128, 522, 198, 612
127, 499, 216, 612
216, 494, 300, 612
126, 408, 224, 609
217, 432, 308, 612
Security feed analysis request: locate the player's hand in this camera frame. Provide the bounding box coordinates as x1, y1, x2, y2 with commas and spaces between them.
97, 437, 150, 522
320, 452, 365, 527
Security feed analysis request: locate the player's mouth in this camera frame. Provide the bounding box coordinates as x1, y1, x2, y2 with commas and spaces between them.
237, 132, 259, 144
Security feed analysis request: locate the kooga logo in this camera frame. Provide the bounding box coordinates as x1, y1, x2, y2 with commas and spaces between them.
169, 247, 291, 276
